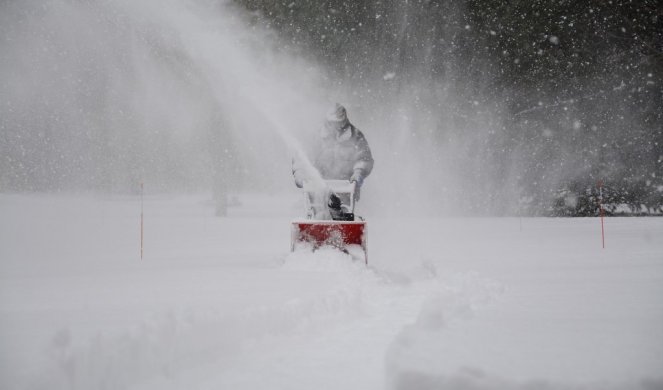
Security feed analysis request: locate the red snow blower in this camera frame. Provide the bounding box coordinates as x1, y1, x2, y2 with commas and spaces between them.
291, 180, 367, 264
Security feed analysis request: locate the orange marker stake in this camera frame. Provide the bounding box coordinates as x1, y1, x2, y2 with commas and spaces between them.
141, 182, 144, 259
598, 180, 605, 249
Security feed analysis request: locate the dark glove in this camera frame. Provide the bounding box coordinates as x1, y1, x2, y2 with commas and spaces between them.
328, 193, 342, 210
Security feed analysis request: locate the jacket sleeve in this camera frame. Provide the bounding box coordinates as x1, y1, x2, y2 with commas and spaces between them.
353, 130, 374, 178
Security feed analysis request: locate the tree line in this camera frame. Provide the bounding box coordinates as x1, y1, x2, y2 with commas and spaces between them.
233, 0, 662, 216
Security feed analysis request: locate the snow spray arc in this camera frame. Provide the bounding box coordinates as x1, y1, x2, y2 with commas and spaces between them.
0, 0, 332, 192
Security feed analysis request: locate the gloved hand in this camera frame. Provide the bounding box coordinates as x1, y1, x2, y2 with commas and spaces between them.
350, 170, 364, 201
294, 178, 303, 188
350, 170, 364, 187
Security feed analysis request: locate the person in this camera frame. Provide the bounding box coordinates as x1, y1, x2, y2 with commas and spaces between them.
292, 103, 374, 202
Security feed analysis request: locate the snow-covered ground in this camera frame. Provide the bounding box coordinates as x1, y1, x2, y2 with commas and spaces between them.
1, 193, 662, 390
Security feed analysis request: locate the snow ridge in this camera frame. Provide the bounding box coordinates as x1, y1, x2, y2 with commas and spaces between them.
25, 250, 504, 390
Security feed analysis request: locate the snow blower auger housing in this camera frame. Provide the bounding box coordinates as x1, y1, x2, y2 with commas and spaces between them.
291, 180, 367, 264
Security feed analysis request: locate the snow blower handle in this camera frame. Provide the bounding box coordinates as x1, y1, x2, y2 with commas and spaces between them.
348, 180, 357, 212
301, 180, 358, 219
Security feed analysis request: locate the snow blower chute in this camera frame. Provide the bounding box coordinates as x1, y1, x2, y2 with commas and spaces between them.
291, 180, 367, 263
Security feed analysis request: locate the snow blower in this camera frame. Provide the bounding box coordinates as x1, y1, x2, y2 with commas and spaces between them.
291, 180, 367, 264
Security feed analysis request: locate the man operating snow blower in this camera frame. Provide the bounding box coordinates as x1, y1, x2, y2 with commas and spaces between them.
292, 103, 374, 200
290, 103, 374, 262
